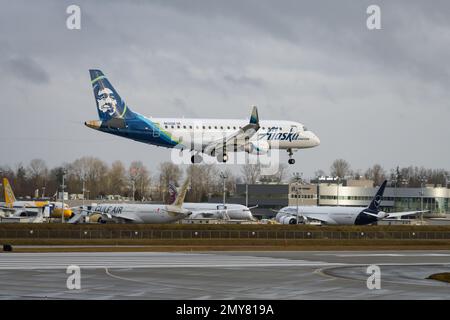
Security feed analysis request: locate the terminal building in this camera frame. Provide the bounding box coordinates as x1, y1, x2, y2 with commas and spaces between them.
211, 178, 450, 220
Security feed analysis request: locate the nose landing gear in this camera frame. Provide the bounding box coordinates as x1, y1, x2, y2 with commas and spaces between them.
287, 148, 295, 165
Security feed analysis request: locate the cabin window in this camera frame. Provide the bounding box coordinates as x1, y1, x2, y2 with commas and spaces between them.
220, 126, 223, 129
214, 126, 217, 129
189, 126, 193, 129
164, 125, 168, 129
227, 126, 230, 129
208, 126, 211, 129
177, 125, 180, 129
202, 126, 205, 129
171, 125, 174, 129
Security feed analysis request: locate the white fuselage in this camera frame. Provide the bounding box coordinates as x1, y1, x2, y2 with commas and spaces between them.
183, 203, 254, 220
150, 118, 320, 151
91, 204, 188, 223
279, 206, 366, 225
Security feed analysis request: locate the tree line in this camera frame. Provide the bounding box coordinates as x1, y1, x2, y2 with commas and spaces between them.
319, 159, 449, 188
0, 157, 448, 202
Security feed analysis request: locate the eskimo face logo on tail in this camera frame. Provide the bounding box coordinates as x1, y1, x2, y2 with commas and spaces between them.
96, 88, 118, 116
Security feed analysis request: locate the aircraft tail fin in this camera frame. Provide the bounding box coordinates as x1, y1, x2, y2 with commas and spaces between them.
367, 180, 387, 212
3, 178, 16, 207
172, 177, 190, 208
168, 182, 178, 205
89, 69, 136, 121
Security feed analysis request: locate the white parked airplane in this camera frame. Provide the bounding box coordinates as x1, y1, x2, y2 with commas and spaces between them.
167, 183, 254, 220
71, 178, 191, 224
275, 180, 428, 225
85, 70, 320, 164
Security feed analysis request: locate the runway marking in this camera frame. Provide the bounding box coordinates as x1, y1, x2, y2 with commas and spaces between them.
0, 252, 337, 270
316, 253, 450, 257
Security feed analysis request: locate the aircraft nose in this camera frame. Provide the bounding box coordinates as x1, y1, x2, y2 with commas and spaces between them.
311, 132, 320, 146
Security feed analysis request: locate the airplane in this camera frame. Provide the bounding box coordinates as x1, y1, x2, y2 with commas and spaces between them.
275, 180, 428, 225
167, 183, 254, 220
71, 177, 192, 224
85, 70, 320, 165
1, 178, 73, 219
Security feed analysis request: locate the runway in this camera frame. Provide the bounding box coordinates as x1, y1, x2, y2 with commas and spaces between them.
0, 250, 449, 299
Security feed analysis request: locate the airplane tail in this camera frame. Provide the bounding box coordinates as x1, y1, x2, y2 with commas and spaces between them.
168, 183, 178, 205
3, 178, 16, 207
89, 69, 136, 121
367, 180, 387, 212
172, 178, 190, 208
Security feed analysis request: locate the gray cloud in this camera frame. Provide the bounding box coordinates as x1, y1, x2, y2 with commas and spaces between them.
2, 57, 50, 84
0, 0, 448, 179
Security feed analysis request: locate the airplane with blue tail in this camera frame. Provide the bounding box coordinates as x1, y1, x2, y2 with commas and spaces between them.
85, 70, 320, 164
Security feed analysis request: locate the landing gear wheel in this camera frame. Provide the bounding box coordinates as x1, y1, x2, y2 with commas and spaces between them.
216, 153, 228, 163
191, 154, 203, 164
287, 148, 295, 165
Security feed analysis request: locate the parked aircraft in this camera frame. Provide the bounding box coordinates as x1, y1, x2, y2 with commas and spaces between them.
167, 183, 254, 220
71, 177, 191, 223
275, 180, 428, 225
1, 178, 72, 219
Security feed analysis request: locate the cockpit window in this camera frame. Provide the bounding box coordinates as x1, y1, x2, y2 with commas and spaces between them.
303, 126, 308, 131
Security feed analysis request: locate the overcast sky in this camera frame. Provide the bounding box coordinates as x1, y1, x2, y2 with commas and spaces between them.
0, 0, 449, 179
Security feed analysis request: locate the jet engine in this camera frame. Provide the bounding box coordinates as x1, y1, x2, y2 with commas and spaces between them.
244, 140, 270, 155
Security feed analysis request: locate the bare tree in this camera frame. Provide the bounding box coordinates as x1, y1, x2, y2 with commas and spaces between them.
364, 164, 386, 186
240, 164, 261, 184
259, 164, 288, 183
330, 159, 351, 179
128, 161, 151, 201
185, 164, 218, 202
107, 160, 127, 195
158, 162, 182, 202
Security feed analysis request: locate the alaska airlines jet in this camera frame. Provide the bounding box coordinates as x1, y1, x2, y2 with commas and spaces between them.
85, 70, 320, 164
276, 181, 428, 225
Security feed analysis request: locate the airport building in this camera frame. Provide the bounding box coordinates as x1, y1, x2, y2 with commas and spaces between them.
212, 179, 450, 219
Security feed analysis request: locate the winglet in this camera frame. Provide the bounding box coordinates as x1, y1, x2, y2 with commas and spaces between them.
249, 105, 259, 126
367, 180, 387, 211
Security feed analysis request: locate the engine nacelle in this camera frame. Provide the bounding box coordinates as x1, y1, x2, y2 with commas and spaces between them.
280, 216, 297, 225
245, 140, 270, 155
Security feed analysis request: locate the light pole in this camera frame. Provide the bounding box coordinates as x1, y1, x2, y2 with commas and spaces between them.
220, 172, 228, 207
293, 172, 303, 224
419, 176, 427, 221
82, 178, 85, 208
61, 169, 66, 223
245, 183, 248, 208
334, 176, 340, 206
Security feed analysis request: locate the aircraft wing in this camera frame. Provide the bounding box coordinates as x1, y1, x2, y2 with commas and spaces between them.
0, 206, 18, 212
203, 106, 260, 155
385, 210, 429, 219
301, 213, 336, 224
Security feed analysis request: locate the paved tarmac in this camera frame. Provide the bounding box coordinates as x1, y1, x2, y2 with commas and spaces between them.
0, 250, 449, 299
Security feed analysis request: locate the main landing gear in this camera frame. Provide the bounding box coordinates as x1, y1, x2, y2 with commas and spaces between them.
216, 153, 228, 163
287, 148, 295, 165
190, 153, 203, 164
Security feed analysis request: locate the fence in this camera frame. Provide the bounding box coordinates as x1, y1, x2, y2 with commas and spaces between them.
1, 229, 450, 240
